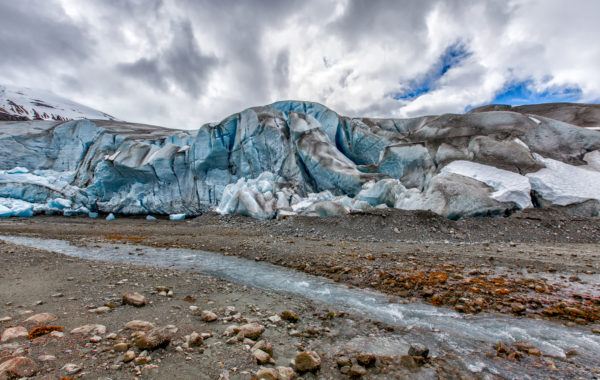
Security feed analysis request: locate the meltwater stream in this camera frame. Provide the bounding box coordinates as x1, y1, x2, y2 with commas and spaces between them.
2, 235, 599, 377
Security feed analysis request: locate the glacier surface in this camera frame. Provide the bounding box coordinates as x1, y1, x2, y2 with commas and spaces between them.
0, 100, 599, 219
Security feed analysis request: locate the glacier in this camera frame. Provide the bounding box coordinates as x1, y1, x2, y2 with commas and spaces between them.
0, 100, 599, 219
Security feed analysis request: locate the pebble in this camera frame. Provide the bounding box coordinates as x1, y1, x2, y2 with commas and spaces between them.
89, 335, 102, 343
253, 349, 273, 365
132, 325, 177, 350
1, 326, 28, 342
113, 342, 129, 352
349, 364, 367, 377
37, 354, 57, 362
24, 312, 57, 324
125, 320, 156, 331
70, 324, 106, 336
267, 315, 282, 324
294, 351, 321, 373
201, 310, 218, 322
255, 367, 278, 380
122, 292, 147, 307
280, 310, 300, 323
356, 353, 376, 367
0, 356, 39, 378
0, 316, 12, 323
62, 363, 82, 375
276, 366, 297, 380
122, 350, 136, 363
252, 340, 273, 356
89, 306, 111, 314
187, 332, 203, 347
238, 323, 265, 340
408, 343, 429, 359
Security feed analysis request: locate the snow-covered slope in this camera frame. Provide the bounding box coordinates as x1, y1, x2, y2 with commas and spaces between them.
0, 99, 599, 219
0, 84, 116, 121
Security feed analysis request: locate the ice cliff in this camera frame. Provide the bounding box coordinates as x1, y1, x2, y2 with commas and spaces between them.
0, 100, 599, 219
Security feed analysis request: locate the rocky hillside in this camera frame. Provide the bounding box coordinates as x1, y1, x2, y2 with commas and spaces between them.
0, 99, 598, 219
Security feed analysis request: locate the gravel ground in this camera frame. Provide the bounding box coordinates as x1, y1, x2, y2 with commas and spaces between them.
1, 209, 599, 379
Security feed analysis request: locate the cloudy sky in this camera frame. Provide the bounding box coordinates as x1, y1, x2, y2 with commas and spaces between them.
1, 0, 599, 129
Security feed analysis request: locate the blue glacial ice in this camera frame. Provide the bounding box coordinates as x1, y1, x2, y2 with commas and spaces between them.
0, 101, 599, 219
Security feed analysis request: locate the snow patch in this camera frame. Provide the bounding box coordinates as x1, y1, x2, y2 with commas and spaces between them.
441, 161, 532, 209
527, 154, 600, 206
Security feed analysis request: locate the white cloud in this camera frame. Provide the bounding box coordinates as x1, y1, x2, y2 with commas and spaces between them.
0, 0, 598, 129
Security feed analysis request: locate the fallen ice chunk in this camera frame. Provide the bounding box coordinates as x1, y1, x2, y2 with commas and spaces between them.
88, 212, 99, 219
0, 198, 34, 217
47, 198, 72, 210
6, 167, 29, 174
106, 213, 116, 221
169, 213, 185, 221
146, 215, 157, 221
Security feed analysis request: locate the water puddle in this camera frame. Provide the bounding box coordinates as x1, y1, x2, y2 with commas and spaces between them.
1, 235, 599, 378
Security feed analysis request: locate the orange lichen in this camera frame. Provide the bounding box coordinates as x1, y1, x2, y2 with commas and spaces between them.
28, 325, 64, 339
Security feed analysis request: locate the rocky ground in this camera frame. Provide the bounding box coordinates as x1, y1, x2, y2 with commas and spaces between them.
0, 240, 481, 380
1, 209, 600, 379
1, 209, 599, 325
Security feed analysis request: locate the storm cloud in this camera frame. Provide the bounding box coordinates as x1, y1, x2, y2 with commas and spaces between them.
0, 0, 599, 129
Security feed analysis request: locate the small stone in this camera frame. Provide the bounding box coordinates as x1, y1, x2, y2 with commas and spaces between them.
134, 355, 151, 365
37, 354, 56, 362
280, 310, 300, 323
294, 351, 321, 373
124, 320, 155, 331
336, 356, 352, 368
62, 363, 82, 375
132, 325, 177, 350
511, 302, 526, 314
50, 331, 64, 338
187, 332, 203, 347
113, 342, 129, 352
51, 293, 64, 298
356, 353, 376, 367
592, 328, 600, 334
223, 325, 240, 337
408, 343, 429, 359
238, 323, 265, 340
276, 366, 297, 380
399, 355, 419, 370
201, 310, 218, 322
189, 305, 199, 312
24, 313, 57, 324
253, 349, 273, 365
70, 324, 106, 336
255, 367, 278, 380
267, 315, 282, 324
122, 292, 147, 307
89, 335, 102, 343
1, 326, 28, 342
0, 356, 38, 378
106, 332, 118, 339
252, 340, 273, 356
90, 306, 111, 314
0, 316, 12, 323
122, 350, 136, 363
349, 364, 367, 377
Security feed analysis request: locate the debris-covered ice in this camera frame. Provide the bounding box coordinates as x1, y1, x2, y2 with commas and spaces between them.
0, 100, 599, 219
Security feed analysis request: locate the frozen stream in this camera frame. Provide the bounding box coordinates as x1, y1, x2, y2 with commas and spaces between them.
1, 235, 599, 377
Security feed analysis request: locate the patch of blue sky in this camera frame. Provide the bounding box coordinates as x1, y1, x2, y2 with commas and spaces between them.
394, 42, 471, 101
491, 79, 582, 105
